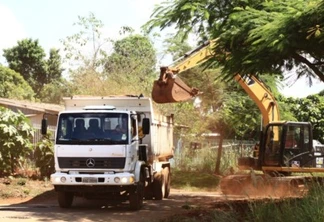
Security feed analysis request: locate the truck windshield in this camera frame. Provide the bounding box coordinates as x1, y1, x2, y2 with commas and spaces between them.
56, 113, 129, 145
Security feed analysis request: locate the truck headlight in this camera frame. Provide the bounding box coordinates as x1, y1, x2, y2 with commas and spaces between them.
60, 177, 66, 183
114, 177, 120, 183
121, 177, 128, 184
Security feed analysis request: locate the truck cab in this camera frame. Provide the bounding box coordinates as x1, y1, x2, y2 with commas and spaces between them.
42, 96, 173, 210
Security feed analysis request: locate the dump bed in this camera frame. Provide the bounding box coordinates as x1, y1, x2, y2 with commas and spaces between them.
62, 96, 174, 163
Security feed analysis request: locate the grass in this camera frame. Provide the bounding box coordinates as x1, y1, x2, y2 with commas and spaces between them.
167, 174, 324, 222
246, 183, 324, 222
167, 145, 324, 222
171, 170, 220, 191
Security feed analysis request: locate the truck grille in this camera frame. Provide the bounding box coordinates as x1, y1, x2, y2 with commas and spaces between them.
58, 157, 126, 169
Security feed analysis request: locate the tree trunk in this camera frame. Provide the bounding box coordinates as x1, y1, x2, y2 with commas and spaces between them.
214, 132, 224, 175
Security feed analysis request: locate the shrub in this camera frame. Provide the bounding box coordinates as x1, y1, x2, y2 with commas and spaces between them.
0, 107, 34, 175
34, 134, 54, 178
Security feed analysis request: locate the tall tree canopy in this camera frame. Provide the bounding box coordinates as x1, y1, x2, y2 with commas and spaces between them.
145, 0, 324, 83
2, 38, 63, 97
104, 34, 157, 95
61, 13, 157, 97
0, 65, 35, 100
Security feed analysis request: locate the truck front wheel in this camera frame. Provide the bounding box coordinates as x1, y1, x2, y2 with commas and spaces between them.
129, 173, 144, 210
57, 191, 74, 208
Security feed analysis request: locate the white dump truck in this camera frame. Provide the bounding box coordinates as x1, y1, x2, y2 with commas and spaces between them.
41, 95, 174, 210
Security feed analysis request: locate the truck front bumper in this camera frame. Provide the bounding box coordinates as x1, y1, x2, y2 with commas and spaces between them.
51, 172, 135, 186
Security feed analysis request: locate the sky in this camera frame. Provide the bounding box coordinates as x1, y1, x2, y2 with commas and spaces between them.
0, 0, 323, 98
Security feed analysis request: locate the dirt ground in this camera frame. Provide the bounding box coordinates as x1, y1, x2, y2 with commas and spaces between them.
0, 177, 304, 222
0, 178, 253, 222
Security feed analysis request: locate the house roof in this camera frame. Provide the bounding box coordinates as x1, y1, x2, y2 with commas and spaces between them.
0, 98, 64, 115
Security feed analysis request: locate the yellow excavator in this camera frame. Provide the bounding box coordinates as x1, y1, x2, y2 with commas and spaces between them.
152, 39, 324, 195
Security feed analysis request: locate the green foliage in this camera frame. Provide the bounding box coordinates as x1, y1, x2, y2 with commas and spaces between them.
62, 13, 157, 97
171, 169, 220, 191
104, 34, 157, 95
148, 16, 295, 141
161, 31, 193, 60
38, 79, 74, 104
0, 107, 34, 175
283, 94, 324, 142
0, 65, 35, 100
2, 38, 63, 97
146, 0, 324, 83
34, 134, 54, 178
46, 49, 64, 84
246, 183, 324, 222
173, 141, 253, 175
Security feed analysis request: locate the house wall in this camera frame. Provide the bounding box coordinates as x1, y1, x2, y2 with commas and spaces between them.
1, 104, 58, 127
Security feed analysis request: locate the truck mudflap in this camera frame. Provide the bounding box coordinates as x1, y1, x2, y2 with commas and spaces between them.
51, 172, 135, 186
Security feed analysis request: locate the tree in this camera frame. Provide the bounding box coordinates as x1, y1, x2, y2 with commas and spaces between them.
62, 13, 157, 96
0, 107, 34, 175
38, 79, 74, 104
47, 49, 64, 84
0, 65, 35, 100
145, 0, 324, 83
61, 12, 109, 73
104, 34, 157, 95
284, 94, 324, 142
2, 38, 63, 97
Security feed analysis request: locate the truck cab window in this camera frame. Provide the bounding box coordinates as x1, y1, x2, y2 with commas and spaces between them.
57, 113, 129, 144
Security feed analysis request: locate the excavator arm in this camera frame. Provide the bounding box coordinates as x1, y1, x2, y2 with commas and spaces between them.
152, 39, 280, 125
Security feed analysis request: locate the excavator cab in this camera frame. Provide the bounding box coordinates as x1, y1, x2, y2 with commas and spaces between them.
261, 121, 315, 169
151, 67, 199, 103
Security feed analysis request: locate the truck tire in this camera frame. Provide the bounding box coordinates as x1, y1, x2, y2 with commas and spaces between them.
129, 172, 144, 210
144, 182, 154, 200
162, 167, 170, 198
153, 172, 165, 200
57, 191, 74, 208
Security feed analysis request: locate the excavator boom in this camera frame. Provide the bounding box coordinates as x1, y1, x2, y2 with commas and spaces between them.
234, 75, 280, 126
154, 38, 324, 196
152, 39, 280, 125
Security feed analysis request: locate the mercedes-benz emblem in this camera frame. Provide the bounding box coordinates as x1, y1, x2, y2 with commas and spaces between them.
86, 158, 95, 167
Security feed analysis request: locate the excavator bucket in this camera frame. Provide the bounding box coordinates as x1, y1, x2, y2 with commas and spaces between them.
152, 67, 199, 103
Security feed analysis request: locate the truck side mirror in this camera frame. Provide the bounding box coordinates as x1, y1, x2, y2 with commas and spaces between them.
142, 118, 150, 135
41, 118, 48, 135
